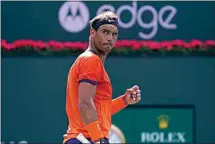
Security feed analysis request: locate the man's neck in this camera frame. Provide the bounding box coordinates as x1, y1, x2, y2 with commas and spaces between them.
87, 44, 107, 64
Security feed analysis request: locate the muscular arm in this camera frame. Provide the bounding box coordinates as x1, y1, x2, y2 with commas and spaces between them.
78, 82, 98, 125
111, 95, 128, 115
76, 55, 104, 142
78, 81, 104, 142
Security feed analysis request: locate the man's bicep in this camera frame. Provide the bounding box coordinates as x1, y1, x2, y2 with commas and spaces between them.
78, 82, 97, 103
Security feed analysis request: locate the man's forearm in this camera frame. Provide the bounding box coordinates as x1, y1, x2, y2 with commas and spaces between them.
78, 100, 104, 142
111, 95, 128, 115
78, 100, 98, 125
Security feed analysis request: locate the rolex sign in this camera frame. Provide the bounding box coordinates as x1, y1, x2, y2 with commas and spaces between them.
140, 109, 194, 143
112, 106, 195, 143
141, 132, 186, 143
141, 114, 186, 143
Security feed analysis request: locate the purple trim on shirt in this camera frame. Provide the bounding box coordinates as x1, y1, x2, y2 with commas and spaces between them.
79, 79, 98, 85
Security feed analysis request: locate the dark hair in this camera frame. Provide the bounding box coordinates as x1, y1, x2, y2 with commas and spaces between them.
89, 11, 119, 30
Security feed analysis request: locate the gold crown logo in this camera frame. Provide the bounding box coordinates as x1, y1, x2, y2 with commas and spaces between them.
158, 115, 169, 129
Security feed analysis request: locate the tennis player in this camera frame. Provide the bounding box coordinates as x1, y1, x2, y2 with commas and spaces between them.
63, 11, 141, 144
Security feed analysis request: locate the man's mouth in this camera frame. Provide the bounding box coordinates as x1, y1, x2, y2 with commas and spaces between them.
104, 43, 112, 47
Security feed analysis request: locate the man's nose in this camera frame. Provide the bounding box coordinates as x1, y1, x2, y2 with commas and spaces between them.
106, 33, 113, 41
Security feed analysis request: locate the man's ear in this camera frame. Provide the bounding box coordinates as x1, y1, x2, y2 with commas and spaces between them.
90, 28, 96, 38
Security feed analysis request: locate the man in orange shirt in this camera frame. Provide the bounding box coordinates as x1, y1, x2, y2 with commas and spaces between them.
63, 11, 141, 144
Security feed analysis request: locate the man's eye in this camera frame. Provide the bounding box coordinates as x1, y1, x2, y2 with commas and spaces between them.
103, 31, 107, 34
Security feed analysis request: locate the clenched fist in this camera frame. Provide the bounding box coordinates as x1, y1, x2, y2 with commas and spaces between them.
123, 85, 141, 105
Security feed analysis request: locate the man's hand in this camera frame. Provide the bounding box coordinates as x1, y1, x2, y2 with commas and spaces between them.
123, 85, 141, 105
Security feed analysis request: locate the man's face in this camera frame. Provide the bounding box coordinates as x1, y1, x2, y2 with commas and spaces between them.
92, 24, 118, 53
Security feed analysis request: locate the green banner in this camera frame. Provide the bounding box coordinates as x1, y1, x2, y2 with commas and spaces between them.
2, 1, 215, 42
2, 57, 215, 143
112, 105, 195, 143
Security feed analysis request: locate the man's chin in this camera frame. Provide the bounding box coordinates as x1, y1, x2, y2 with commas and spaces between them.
97, 46, 112, 54
102, 46, 112, 53
105, 48, 112, 53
